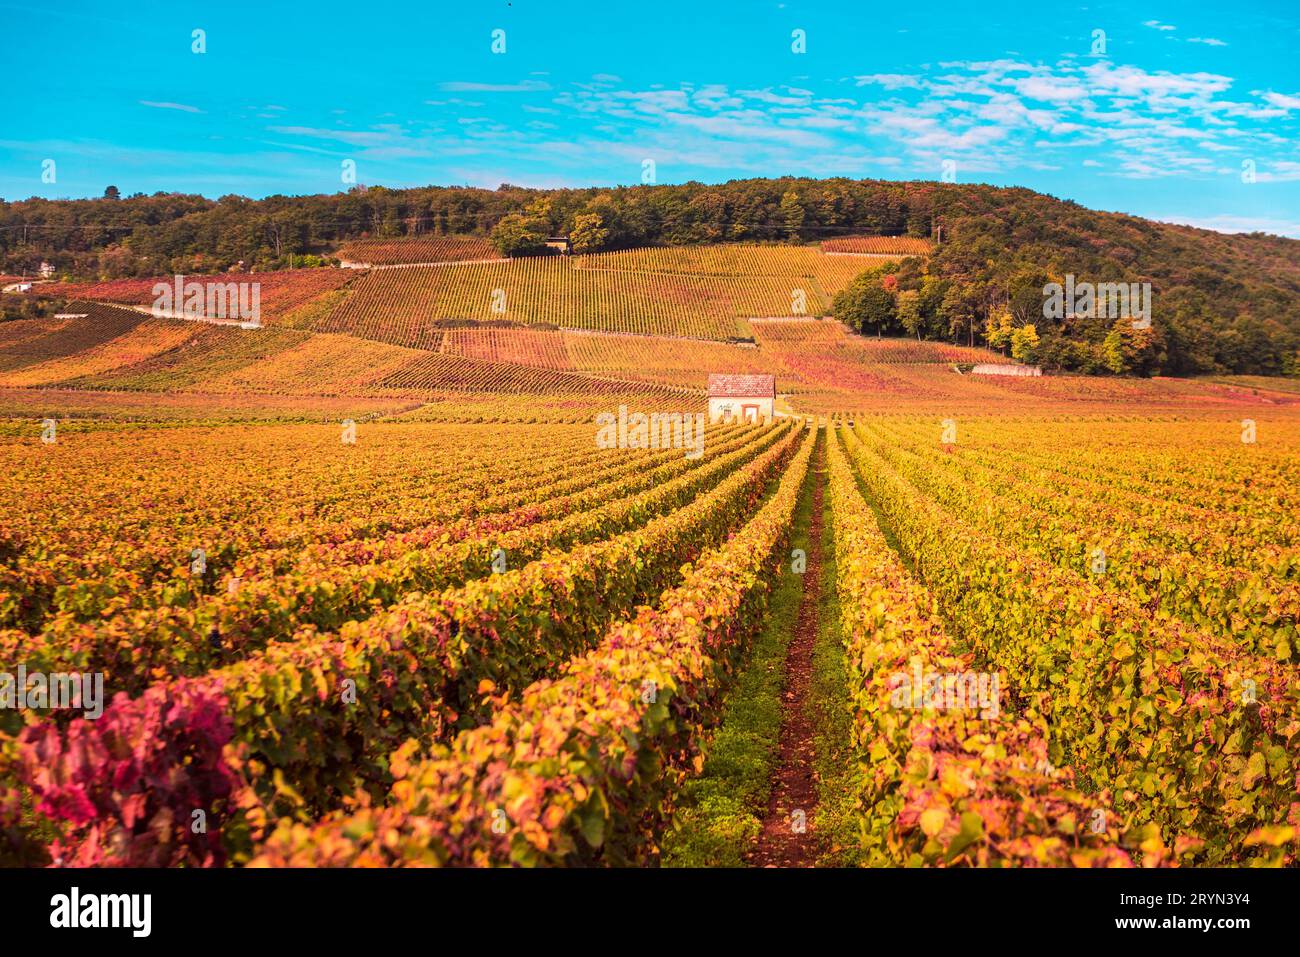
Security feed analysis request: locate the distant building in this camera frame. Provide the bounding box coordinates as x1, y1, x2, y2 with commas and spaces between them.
38, 262, 55, 278
971, 363, 1042, 377
707, 373, 776, 423
544, 236, 571, 254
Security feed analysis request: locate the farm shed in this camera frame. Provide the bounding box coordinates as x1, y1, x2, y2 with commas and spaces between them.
707, 373, 775, 423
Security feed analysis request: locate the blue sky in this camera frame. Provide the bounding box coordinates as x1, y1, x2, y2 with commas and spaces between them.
3, 0, 1299, 235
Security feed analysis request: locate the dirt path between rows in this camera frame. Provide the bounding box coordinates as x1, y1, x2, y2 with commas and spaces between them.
748, 440, 825, 868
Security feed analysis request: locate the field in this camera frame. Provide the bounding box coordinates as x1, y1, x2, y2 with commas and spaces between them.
36, 269, 354, 323
310, 244, 875, 344
2, 243, 1299, 870
335, 236, 500, 266
821, 236, 935, 255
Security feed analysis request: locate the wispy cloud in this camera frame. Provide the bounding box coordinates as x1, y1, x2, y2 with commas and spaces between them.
437, 80, 551, 93
855, 74, 923, 90
1263, 91, 1300, 110
269, 125, 396, 146
139, 100, 204, 114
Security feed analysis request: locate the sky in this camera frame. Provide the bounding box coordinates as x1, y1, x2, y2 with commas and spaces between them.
3, 0, 1299, 235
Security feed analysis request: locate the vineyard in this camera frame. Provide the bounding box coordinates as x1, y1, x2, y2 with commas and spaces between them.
2, 299, 1265, 415
335, 236, 500, 266
2, 406, 1296, 868
312, 244, 877, 344
821, 236, 934, 256
35, 269, 353, 323
8, 246, 1278, 416
0, 244, 1027, 405
1, 236, 1298, 872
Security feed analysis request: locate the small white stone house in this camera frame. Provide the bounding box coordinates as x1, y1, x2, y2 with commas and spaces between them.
707, 374, 776, 424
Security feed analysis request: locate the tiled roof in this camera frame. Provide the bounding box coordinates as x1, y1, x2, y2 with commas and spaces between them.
707, 373, 776, 398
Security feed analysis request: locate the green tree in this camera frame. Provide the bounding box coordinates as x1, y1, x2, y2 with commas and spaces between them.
780, 190, 806, 241
1010, 323, 1040, 363
985, 309, 1014, 353
524, 197, 556, 233
1008, 269, 1050, 326
1102, 320, 1162, 376
897, 289, 923, 339
490, 213, 548, 257
834, 274, 896, 337
569, 213, 611, 254
940, 285, 977, 346
917, 275, 949, 339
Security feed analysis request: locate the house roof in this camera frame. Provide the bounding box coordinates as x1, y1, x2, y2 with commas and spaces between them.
707, 373, 775, 398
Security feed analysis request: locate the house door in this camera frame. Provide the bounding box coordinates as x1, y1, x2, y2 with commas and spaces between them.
741, 403, 759, 423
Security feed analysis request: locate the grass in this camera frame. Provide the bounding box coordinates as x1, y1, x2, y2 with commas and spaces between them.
808, 451, 869, 865
660, 432, 821, 867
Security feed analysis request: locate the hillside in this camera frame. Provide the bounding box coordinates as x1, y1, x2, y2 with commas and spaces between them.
0, 306, 1291, 426
4, 178, 1299, 376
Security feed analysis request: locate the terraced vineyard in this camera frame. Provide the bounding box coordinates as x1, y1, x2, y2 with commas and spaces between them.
335, 236, 499, 266
36, 270, 353, 323
313, 244, 873, 344
821, 236, 934, 255
0, 302, 690, 408
0, 303, 145, 374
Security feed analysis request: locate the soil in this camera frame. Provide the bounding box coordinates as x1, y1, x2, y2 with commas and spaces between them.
747, 443, 826, 868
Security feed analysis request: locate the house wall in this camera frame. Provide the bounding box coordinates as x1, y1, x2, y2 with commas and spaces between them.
708, 396, 774, 423
971, 363, 1042, 377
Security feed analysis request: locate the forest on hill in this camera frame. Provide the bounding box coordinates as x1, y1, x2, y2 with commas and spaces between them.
2, 178, 1297, 377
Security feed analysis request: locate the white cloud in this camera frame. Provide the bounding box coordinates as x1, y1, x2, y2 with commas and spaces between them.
139, 100, 204, 114
437, 80, 550, 93
1188, 37, 1227, 46
1263, 91, 1300, 110
1014, 75, 1088, 101
1081, 63, 1232, 100
854, 74, 923, 90
1255, 159, 1300, 182
269, 126, 394, 146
